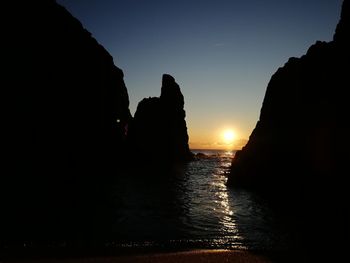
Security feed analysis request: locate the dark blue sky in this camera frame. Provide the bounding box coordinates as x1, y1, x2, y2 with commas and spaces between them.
57, 0, 342, 149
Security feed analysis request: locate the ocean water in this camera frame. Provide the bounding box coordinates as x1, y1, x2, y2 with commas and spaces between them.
109, 149, 292, 250
0, 150, 294, 253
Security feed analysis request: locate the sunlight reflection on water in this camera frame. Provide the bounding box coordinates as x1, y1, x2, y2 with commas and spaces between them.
112, 149, 290, 250
181, 150, 245, 246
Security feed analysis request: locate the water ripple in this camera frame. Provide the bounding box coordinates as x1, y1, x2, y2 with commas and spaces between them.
111, 149, 291, 250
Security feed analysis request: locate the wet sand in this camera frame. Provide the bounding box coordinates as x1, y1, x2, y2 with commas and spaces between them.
4, 249, 279, 263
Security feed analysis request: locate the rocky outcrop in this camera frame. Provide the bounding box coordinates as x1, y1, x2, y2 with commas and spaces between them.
128, 74, 193, 165
228, 0, 349, 192
2, 1, 131, 241
334, 0, 349, 43
228, 0, 349, 255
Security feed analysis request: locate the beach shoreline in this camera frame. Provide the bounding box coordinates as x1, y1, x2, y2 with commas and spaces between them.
0, 248, 301, 263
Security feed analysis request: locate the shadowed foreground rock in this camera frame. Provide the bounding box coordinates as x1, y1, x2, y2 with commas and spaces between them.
2, 1, 131, 242
228, 0, 349, 256
128, 74, 193, 166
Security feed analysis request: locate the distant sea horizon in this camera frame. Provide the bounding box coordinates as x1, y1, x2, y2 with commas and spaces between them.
190, 148, 238, 155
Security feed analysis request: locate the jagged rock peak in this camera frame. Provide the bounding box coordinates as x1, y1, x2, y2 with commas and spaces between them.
162, 74, 176, 86
160, 74, 184, 108
128, 74, 192, 164
334, 0, 349, 42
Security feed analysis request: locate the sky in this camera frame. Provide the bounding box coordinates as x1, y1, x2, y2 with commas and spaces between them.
57, 0, 342, 150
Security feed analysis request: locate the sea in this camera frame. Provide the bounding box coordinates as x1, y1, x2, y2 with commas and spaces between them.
108, 149, 293, 251
2, 150, 345, 261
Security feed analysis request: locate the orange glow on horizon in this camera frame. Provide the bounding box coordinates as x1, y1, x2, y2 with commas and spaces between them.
188, 127, 247, 150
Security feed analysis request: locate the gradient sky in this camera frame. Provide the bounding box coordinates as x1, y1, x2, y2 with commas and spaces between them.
57, 0, 342, 150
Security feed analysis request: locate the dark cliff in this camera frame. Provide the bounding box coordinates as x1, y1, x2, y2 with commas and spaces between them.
128, 74, 193, 166
228, 0, 349, 194
228, 0, 349, 254
2, 1, 131, 241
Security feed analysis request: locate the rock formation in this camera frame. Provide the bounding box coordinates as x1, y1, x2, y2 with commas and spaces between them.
228, 0, 349, 255
228, 0, 349, 193
2, 1, 131, 241
128, 74, 193, 166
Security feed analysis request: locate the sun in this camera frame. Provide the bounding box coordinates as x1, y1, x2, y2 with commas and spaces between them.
223, 130, 235, 144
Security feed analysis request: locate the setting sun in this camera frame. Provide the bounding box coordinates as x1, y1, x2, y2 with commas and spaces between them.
223, 130, 235, 144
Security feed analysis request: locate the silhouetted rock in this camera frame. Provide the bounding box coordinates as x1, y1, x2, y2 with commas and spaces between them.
128, 74, 193, 166
228, 0, 349, 256
334, 0, 350, 43
195, 153, 209, 159
2, 1, 131, 242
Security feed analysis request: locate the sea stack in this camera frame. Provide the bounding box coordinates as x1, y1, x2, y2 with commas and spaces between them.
128, 74, 193, 165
